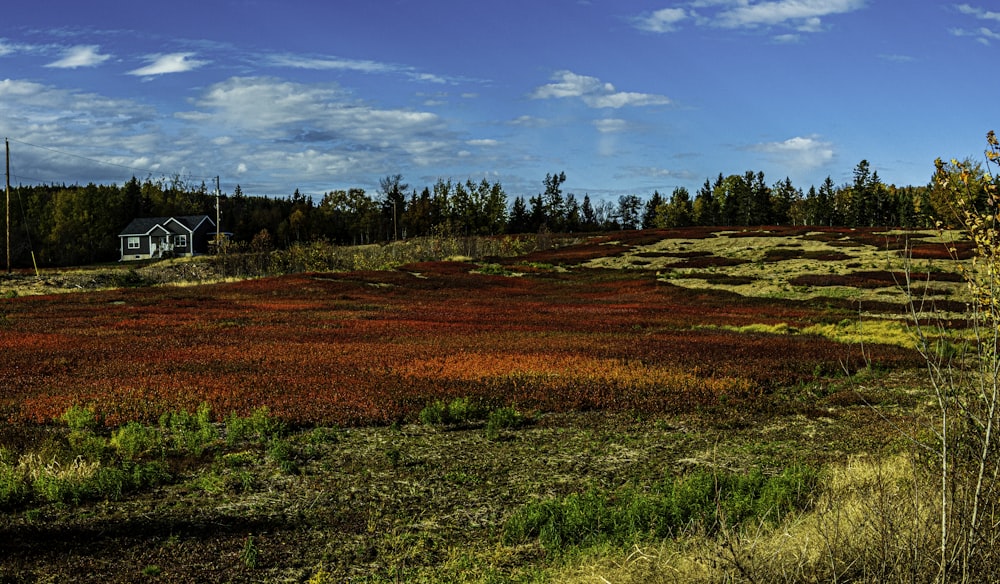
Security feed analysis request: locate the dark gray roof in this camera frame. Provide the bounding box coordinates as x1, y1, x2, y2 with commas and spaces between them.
119, 215, 214, 237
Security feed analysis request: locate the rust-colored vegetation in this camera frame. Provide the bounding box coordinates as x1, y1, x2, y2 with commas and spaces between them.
0, 255, 921, 428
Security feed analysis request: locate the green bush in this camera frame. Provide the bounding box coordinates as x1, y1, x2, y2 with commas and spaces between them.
484, 407, 525, 440
110, 421, 164, 460
225, 407, 286, 445
159, 403, 217, 455
447, 396, 485, 424
419, 400, 451, 426
268, 439, 297, 474
419, 397, 489, 426
0, 457, 28, 508
59, 405, 97, 431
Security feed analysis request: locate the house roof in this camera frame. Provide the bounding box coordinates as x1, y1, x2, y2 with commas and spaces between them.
119, 215, 214, 237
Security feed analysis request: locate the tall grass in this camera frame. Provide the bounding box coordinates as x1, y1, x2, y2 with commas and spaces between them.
503, 464, 818, 554
550, 455, 941, 583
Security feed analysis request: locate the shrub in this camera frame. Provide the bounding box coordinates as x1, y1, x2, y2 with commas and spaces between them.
59, 405, 97, 431
484, 407, 525, 440
419, 397, 488, 427
268, 439, 297, 474
419, 400, 451, 426
0, 455, 29, 508
110, 421, 164, 460
159, 403, 217, 456
225, 407, 286, 445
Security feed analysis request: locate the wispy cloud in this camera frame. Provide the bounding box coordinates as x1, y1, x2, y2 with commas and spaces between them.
633, 0, 865, 38
634, 8, 689, 32
748, 135, 835, 170
956, 3, 1000, 22
953, 5, 1000, 44
181, 76, 462, 179
0, 73, 481, 194
594, 119, 629, 133
128, 52, 208, 76
879, 53, 915, 63
45, 45, 112, 68
531, 70, 671, 109
715, 0, 865, 30
267, 52, 451, 84
507, 115, 551, 128
267, 53, 396, 74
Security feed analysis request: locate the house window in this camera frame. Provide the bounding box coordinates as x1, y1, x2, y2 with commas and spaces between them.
175, 234, 187, 248
127, 237, 140, 249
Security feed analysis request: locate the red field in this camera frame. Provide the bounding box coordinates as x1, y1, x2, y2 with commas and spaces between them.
0, 248, 921, 428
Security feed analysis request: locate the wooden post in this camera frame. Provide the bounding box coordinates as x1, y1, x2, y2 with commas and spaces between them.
5, 138, 10, 273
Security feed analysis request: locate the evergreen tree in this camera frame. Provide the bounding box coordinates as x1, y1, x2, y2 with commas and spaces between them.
642, 190, 665, 229
581, 194, 598, 231
507, 196, 529, 234
692, 178, 718, 226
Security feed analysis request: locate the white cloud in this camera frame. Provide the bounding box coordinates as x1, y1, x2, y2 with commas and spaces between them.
950, 23, 1000, 44
632, 0, 865, 36
186, 76, 456, 176
531, 70, 609, 99
594, 119, 628, 133
45, 45, 111, 69
0, 73, 477, 194
949, 4, 1000, 46
957, 4, 1000, 22
749, 135, 835, 170
507, 115, 551, 128
267, 53, 451, 84
0, 79, 169, 183
128, 53, 208, 76
715, 0, 866, 29
879, 53, 916, 63
634, 8, 689, 32
267, 53, 395, 74
531, 70, 671, 109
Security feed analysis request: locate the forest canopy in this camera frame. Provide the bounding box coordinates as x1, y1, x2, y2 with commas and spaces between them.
0, 159, 975, 268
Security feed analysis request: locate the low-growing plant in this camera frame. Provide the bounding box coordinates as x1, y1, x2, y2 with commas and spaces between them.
385, 447, 402, 468
29, 455, 102, 504
268, 438, 297, 474
0, 454, 29, 508
484, 406, 525, 440
502, 464, 819, 554
111, 421, 164, 460
225, 406, 286, 445
418, 400, 451, 426
447, 396, 485, 424
241, 536, 259, 569
419, 397, 488, 427
159, 403, 217, 456
59, 405, 97, 431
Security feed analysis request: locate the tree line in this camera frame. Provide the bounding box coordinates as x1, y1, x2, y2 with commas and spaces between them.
0, 158, 984, 267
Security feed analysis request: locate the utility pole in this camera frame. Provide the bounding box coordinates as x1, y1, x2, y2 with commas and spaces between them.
6, 138, 10, 274
215, 176, 221, 253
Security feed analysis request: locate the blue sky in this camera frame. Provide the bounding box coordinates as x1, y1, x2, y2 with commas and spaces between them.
0, 1, 995, 202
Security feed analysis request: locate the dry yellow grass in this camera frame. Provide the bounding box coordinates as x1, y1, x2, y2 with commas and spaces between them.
550, 453, 940, 584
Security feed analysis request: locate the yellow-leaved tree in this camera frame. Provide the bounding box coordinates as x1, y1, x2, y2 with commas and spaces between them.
919, 131, 1000, 581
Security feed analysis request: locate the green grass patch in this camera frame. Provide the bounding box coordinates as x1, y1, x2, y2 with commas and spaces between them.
502, 464, 818, 554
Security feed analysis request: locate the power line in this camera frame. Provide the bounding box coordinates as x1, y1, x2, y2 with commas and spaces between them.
5, 137, 217, 186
